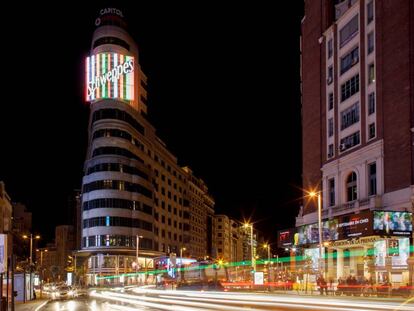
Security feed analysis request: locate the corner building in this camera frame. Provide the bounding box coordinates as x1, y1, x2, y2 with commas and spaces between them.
79, 9, 214, 285
297, 0, 414, 286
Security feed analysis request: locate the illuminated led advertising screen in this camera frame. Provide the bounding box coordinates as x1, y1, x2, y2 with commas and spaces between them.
297, 219, 338, 245
304, 248, 324, 271
86, 53, 134, 101
338, 211, 372, 239
277, 229, 295, 248
373, 211, 412, 236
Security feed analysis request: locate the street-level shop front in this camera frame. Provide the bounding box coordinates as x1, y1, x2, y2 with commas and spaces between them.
278, 210, 413, 287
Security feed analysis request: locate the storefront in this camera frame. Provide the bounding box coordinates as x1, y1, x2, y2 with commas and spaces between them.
282, 210, 413, 286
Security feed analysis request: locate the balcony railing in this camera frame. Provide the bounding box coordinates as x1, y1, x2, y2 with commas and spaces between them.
328, 195, 383, 216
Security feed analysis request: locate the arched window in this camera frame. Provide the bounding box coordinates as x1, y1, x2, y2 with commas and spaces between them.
346, 172, 357, 201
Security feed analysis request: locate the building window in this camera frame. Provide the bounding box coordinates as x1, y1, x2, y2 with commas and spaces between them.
327, 39, 333, 58
329, 178, 335, 206
327, 66, 333, 85
369, 123, 376, 139
367, 1, 374, 24
368, 64, 375, 84
368, 162, 377, 196
328, 118, 334, 137
346, 172, 357, 202
328, 144, 334, 158
368, 92, 375, 115
328, 93, 334, 110
340, 131, 360, 151
340, 46, 359, 75
341, 102, 360, 130
367, 32, 374, 54
341, 74, 359, 102
339, 15, 359, 48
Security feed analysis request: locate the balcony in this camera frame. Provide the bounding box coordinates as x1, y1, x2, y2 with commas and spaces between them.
328, 195, 383, 217
335, 0, 358, 20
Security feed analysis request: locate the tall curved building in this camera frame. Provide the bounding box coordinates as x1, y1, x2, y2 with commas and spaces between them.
79, 8, 215, 285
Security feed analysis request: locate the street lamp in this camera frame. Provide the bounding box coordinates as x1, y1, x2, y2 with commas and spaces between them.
180, 247, 186, 260
36, 249, 47, 298
309, 191, 323, 274
36, 249, 47, 267
263, 243, 271, 265
23, 234, 40, 266
135, 235, 143, 283
263, 243, 271, 286
23, 234, 40, 301
180, 247, 186, 281
243, 223, 255, 272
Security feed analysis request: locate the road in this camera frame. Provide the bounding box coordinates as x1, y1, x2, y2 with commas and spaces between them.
36, 288, 414, 311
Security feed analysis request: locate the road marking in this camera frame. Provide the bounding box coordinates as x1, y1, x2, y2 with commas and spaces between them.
34, 300, 48, 311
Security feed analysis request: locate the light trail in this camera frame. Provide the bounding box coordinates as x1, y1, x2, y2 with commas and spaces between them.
88, 287, 414, 311
90, 290, 206, 311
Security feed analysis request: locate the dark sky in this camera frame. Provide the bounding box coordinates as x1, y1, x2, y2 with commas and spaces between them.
0, 2, 304, 244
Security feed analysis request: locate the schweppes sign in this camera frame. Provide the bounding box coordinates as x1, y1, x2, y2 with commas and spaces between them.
86, 53, 134, 101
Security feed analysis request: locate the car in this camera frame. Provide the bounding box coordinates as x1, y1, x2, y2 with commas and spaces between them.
51, 286, 76, 300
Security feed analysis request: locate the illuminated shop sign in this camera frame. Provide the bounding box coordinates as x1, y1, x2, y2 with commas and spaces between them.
86, 53, 134, 101
277, 229, 295, 248
100, 8, 123, 17
375, 237, 410, 267
373, 211, 412, 236
338, 211, 372, 239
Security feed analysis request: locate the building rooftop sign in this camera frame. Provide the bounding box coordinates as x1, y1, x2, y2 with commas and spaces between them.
86, 53, 134, 102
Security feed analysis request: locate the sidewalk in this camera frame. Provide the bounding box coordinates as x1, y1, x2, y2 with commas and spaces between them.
15, 299, 48, 311
249, 289, 412, 303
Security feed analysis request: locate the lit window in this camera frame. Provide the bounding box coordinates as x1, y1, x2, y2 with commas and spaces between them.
368, 63, 375, 84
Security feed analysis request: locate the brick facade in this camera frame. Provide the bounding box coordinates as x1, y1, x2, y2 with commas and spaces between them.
301, 0, 414, 217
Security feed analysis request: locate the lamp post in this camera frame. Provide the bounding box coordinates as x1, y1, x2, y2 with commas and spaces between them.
263, 244, 271, 287
36, 249, 47, 298
309, 191, 323, 274
135, 235, 143, 284
23, 234, 40, 266
180, 247, 186, 282
23, 234, 40, 300
243, 223, 255, 273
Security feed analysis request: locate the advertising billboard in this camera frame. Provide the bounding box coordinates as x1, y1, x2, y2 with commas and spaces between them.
338, 211, 372, 239
297, 219, 338, 245
254, 271, 264, 285
86, 53, 134, 101
304, 248, 324, 271
277, 229, 295, 248
0, 234, 7, 273
373, 211, 412, 236
391, 237, 409, 267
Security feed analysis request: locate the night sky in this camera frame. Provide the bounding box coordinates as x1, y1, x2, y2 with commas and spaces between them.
0, 2, 304, 245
